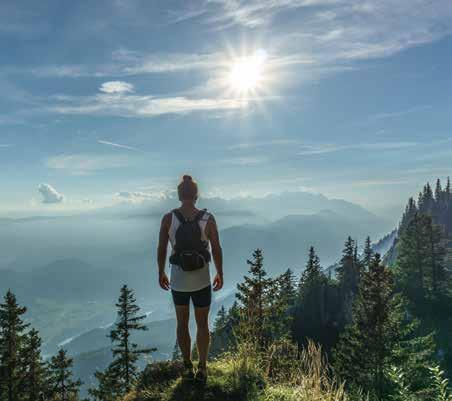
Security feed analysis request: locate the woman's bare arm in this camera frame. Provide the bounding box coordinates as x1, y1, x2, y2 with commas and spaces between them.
206, 214, 223, 290
157, 213, 171, 290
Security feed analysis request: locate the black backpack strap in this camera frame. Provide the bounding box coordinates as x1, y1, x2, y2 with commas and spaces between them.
172, 209, 186, 224
194, 209, 207, 222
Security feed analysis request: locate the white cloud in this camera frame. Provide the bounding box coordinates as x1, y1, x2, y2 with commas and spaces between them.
46, 153, 130, 175
0, 144, 13, 148
228, 139, 299, 150
206, 0, 338, 28
49, 93, 247, 118
38, 183, 64, 204
99, 81, 134, 94
115, 191, 170, 203
298, 141, 419, 155
221, 156, 268, 165
29, 52, 224, 78
97, 140, 136, 150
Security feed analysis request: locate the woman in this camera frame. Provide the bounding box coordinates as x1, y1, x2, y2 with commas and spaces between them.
157, 175, 224, 383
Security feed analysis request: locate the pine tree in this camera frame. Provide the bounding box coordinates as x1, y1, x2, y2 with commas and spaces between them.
446, 177, 451, 201
88, 366, 120, 401
396, 213, 448, 305
236, 249, 272, 348
417, 191, 425, 213
278, 268, 297, 306
210, 302, 242, 358
336, 237, 360, 297
0, 290, 29, 401
295, 247, 327, 345
299, 247, 322, 290
421, 183, 434, 213
21, 329, 48, 401
424, 217, 447, 300
435, 178, 442, 202
396, 213, 429, 305
363, 236, 373, 271
267, 272, 295, 341
48, 349, 82, 401
213, 306, 227, 332
107, 285, 156, 395
333, 254, 434, 400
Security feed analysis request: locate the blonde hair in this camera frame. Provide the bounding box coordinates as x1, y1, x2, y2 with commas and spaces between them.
177, 175, 199, 201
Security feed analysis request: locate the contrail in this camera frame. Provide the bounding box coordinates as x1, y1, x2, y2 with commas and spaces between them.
97, 139, 136, 150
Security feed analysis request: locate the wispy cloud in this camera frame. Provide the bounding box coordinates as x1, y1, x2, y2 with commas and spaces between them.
29, 52, 224, 78
49, 92, 248, 118
228, 139, 300, 150
0, 144, 13, 148
45, 153, 130, 175
372, 105, 433, 120
205, 0, 338, 28
298, 141, 419, 155
352, 178, 412, 187
220, 156, 268, 166
115, 190, 170, 203
97, 140, 136, 151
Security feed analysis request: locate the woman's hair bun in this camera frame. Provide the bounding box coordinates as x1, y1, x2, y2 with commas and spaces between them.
182, 175, 192, 182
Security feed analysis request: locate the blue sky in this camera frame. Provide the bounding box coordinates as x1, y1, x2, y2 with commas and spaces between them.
1, 0, 452, 218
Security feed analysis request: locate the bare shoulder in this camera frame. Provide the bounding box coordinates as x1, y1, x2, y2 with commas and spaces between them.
206, 211, 217, 225
205, 212, 218, 235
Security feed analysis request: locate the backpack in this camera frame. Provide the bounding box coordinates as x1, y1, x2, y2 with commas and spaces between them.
169, 209, 211, 271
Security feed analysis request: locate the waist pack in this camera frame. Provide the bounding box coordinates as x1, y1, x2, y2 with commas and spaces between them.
169, 209, 211, 271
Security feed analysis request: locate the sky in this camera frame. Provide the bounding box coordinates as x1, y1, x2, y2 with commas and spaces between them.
1, 0, 452, 219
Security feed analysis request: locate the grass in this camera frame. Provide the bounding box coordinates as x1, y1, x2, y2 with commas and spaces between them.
123, 340, 354, 401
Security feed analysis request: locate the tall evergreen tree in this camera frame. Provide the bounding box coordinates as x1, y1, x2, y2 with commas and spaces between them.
267, 271, 295, 341
421, 183, 434, 213
0, 290, 29, 401
396, 213, 429, 305
48, 349, 81, 401
299, 246, 322, 290
278, 268, 297, 306
396, 212, 448, 305
446, 177, 451, 201
425, 218, 447, 299
363, 236, 373, 271
213, 306, 227, 332
435, 178, 442, 202
88, 366, 120, 401
336, 237, 360, 297
236, 249, 272, 348
295, 247, 327, 345
21, 329, 48, 401
108, 285, 155, 395
333, 254, 434, 401
210, 303, 239, 358
399, 197, 417, 235
417, 191, 425, 213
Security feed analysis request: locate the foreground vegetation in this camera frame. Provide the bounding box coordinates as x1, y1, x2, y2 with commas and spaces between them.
124, 341, 350, 401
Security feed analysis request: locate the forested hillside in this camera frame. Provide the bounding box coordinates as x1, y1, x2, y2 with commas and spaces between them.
1, 179, 451, 401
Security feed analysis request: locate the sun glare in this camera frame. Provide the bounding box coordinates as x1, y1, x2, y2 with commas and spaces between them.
227, 49, 267, 94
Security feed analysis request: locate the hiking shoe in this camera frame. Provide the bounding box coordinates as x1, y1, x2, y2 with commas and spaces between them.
182, 361, 194, 381
195, 367, 207, 384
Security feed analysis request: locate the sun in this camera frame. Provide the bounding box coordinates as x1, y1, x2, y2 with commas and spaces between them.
227, 49, 267, 94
